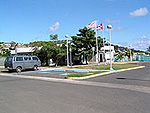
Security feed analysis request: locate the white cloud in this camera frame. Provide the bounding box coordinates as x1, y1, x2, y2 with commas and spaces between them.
130, 7, 149, 17
131, 36, 150, 50
105, 19, 120, 23
49, 22, 60, 32
112, 27, 124, 31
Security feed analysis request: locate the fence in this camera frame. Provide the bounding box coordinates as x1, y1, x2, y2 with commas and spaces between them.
0, 57, 6, 66
114, 55, 150, 62
136, 55, 150, 61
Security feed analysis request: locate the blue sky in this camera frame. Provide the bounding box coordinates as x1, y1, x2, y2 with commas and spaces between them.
0, 0, 150, 50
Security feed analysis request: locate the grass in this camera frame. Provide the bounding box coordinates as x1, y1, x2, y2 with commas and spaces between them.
40, 63, 141, 78
65, 63, 140, 78
69, 63, 140, 70
41, 65, 66, 68
66, 71, 105, 78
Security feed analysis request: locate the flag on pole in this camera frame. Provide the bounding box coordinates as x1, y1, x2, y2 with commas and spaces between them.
88, 20, 96, 28
96, 23, 103, 30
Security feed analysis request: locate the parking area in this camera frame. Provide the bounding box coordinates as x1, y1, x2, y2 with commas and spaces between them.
0, 68, 76, 79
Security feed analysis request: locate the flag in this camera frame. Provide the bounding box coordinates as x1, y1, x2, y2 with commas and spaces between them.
97, 23, 103, 30
88, 20, 96, 28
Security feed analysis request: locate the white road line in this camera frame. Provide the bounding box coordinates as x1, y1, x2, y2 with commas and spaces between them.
0, 73, 150, 94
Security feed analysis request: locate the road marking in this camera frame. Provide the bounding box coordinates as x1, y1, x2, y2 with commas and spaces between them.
0, 73, 150, 94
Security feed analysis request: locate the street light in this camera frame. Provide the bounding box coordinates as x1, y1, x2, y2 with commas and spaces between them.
69, 47, 72, 67
107, 25, 113, 70
129, 45, 132, 61
92, 47, 95, 70
65, 34, 69, 67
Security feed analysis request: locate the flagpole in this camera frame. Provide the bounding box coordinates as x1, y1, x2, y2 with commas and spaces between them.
95, 21, 99, 64
102, 22, 105, 63
102, 22, 105, 47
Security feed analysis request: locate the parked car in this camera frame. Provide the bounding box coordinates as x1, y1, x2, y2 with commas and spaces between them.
4, 55, 41, 72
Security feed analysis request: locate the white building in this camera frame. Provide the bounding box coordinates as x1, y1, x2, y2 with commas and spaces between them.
11, 47, 42, 54
100, 46, 115, 63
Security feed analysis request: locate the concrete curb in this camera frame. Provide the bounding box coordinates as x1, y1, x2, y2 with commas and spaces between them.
67, 71, 113, 80
66, 66, 145, 80
116, 66, 145, 72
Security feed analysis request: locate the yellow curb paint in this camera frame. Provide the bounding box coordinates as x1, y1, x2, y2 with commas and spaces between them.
67, 66, 145, 80
117, 66, 145, 72
0, 66, 4, 69
67, 71, 113, 80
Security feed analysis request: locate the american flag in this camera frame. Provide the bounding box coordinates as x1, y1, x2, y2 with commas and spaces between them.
97, 23, 103, 30
88, 20, 96, 28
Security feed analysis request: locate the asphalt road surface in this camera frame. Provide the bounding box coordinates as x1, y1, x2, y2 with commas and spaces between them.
85, 63, 150, 87
0, 63, 150, 113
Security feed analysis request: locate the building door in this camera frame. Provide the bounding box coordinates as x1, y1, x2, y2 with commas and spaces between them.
100, 54, 103, 62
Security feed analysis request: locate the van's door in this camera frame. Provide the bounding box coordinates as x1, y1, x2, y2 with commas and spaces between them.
15, 56, 24, 69
24, 56, 33, 69
4, 56, 13, 69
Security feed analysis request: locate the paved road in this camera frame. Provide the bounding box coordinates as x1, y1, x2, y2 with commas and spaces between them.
84, 63, 150, 87
0, 63, 150, 113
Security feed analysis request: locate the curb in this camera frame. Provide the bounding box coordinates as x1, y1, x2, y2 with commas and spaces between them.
38, 68, 44, 70
116, 66, 145, 72
67, 71, 113, 80
66, 66, 145, 80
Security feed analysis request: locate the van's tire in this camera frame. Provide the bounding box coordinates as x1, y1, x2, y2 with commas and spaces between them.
33, 65, 38, 71
16, 67, 22, 73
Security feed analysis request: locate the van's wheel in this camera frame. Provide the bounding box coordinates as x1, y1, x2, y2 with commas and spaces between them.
33, 65, 38, 71
16, 67, 22, 73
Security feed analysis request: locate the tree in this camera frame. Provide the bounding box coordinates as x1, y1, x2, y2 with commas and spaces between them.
115, 52, 125, 61
30, 41, 66, 66
10, 41, 18, 50
71, 27, 103, 64
50, 34, 58, 40
147, 46, 150, 52
1, 49, 11, 57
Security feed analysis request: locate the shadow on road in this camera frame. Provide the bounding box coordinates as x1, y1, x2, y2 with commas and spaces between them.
1, 69, 35, 74
116, 77, 150, 82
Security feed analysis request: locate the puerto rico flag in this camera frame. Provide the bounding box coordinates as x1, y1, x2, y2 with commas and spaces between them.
97, 23, 103, 30
88, 20, 96, 28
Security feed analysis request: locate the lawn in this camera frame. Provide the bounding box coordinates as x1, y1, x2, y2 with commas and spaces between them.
66, 63, 140, 78
66, 71, 105, 78
69, 63, 140, 70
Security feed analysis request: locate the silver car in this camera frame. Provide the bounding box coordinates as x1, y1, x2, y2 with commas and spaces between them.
4, 55, 41, 72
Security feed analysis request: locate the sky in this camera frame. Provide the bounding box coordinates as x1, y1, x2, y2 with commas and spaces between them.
0, 0, 150, 51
